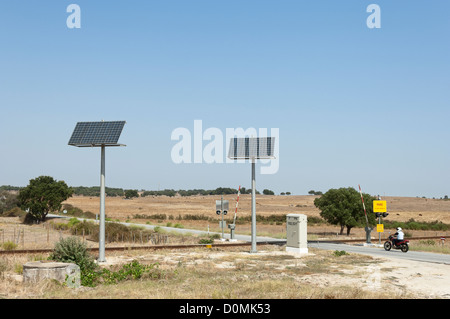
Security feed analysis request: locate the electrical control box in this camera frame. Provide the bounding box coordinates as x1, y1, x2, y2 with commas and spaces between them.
286, 214, 308, 254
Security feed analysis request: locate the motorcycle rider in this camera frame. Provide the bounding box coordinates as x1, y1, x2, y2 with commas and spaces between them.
393, 227, 404, 246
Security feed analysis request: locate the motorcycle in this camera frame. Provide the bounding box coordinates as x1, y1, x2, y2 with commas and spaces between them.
384, 234, 409, 253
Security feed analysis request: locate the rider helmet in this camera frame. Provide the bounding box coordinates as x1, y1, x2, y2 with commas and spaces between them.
397, 227, 402, 231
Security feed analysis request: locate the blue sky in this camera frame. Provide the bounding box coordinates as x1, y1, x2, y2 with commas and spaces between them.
0, 1, 449, 197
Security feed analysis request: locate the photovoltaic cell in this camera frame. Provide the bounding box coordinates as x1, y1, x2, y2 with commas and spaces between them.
228, 137, 275, 159
68, 121, 126, 146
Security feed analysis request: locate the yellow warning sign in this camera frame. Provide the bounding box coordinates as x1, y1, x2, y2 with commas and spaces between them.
373, 200, 387, 212
377, 224, 384, 233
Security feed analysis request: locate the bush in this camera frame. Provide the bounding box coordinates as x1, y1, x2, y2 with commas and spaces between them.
333, 250, 348, 257
2, 207, 26, 218
49, 221, 70, 230
48, 236, 97, 286
307, 216, 327, 225
67, 217, 80, 228
0, 191, 18, 214
199, 234, 219, 244
2, 241, 18, 251
209, 233, 221, 240
99, 260, 163, 285
199, 238, 214, 244
70, 220, 97, 236
87, 222, 155, 243
419, 239, 436, 246
62, 204, 96, 219
124, 189, 139, 199
384, 219, 450, 231
133, 213, 167, 220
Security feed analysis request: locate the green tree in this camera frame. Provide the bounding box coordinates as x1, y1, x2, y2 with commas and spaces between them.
18, 176, 73, 222
314, 187, 376, 235
0, 191, 18, 214
263, 189, 274, 195
124, 189, 139, 199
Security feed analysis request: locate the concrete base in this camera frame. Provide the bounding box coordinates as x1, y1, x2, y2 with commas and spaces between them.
23, 261, 81, 288
286, 246, 308, 254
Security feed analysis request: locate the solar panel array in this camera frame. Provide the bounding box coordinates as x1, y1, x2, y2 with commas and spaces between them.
68, 121, 126, 146
228, 137, 275, 159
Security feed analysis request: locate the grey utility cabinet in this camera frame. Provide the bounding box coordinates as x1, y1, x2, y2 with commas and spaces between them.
286, 214, 308, 254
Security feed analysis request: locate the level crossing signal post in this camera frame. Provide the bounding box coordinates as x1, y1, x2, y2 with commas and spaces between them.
216, 196, 229, 240
373, 198, 389, 246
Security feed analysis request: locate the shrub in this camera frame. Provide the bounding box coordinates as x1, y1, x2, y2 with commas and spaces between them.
67, 217, 80, 228
153, 226, 162, 233
124, 189, 139, 199
49, 221, 70, 230
384, 219, 450, 231
2, 207, 25, 218
70, 220, 97, 236
419, 239, 436, 246
199, 238, 214, 244
198, 235, 218, 244
62, 204, 96, 219
48, 236, 97, 286
2, 241, 17, 251
307, 216, 327, 225
0, 190, 18, 214
333, 250, 348, 257
133, 213, 167, 220
99, 260, 162, 285
210, 233, 221, 239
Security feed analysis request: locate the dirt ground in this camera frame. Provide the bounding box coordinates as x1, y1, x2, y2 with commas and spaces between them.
77, 245, 450, 299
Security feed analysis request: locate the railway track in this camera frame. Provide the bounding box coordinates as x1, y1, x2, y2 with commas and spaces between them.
0, 236, 445, 255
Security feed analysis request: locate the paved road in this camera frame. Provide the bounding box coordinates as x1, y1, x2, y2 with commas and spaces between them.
50, 214, 450, 265
308, 241, 450, 265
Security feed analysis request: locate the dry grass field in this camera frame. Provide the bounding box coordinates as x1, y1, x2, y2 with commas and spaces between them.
64, 194, 450, 222
64, 194, 450, 239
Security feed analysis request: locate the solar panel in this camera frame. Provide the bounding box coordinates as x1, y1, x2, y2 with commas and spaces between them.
227, 137, 275, 159
68, 121, 126, 147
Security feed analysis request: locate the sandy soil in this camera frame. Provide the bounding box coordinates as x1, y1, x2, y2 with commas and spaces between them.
99, 246, 450, 299
371, 256, 450, 298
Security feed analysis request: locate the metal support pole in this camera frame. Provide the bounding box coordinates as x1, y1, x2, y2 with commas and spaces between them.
99, 145, 106, 262
250, 159, 257, 253
379, 216, 381, 245
221, 195, 224, 240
